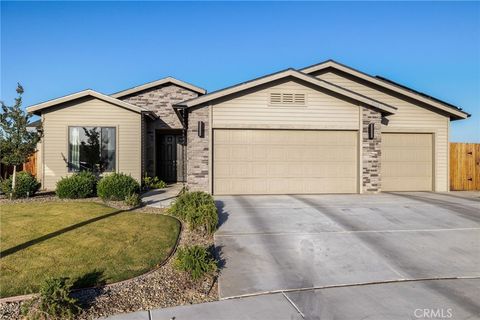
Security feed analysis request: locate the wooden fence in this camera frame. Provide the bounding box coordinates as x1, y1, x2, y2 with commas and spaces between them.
450, 143, 480, 191
0, 152, 37, 180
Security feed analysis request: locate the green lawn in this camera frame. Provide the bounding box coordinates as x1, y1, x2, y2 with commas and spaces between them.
0, 201, 180, 298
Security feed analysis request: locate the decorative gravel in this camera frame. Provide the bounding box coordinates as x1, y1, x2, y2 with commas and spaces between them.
0, 196, 219, 320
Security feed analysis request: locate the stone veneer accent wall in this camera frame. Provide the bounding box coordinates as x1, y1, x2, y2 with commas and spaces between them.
119, 84, 199, 176
362, 106, 382, 193
186, 106, 210, 192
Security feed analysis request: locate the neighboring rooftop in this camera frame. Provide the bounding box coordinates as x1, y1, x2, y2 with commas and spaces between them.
26, 119, 41, 127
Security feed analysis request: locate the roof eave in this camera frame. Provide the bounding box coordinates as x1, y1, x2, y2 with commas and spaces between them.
300, 60, 469, 120
175, 69, 397, 115
111, 77, 206, 98
142, 110, 157, 120
26, 90, 147, 115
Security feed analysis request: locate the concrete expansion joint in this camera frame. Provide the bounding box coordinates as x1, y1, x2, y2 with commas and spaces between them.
220, 275, 480, 301
281, 291, 305, 318
214, 227, 480, 237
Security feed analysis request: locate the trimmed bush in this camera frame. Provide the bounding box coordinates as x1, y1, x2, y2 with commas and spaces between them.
124, 193, 142, 207
174, 245, 217, 280
56, 171, 97, 199
167, 191, 218, 234
97, 173, 140, 200
21, 277, 80, 319
0, 172, 40, 198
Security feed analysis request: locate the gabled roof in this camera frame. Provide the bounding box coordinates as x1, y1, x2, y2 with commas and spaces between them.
27, 89, 156, 117
175, 68, 397, 115
111, 76, 206, 98
300, 59, 469, 119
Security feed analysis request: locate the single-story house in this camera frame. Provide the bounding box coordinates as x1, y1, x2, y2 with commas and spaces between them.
27, 60, 470, 194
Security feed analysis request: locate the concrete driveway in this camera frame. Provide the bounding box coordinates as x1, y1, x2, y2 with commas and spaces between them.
213, 192, 480, 318
107, 192, 479, 320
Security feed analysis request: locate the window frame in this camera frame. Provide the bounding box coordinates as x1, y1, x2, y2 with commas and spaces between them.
67, 125, 117, 173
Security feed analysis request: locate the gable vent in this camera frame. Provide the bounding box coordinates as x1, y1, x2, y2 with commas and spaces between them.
270, 93, 306, 105
270, 93, 282, 104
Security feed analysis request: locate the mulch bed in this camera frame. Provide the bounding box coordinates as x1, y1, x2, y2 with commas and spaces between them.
0, 195, 219, 320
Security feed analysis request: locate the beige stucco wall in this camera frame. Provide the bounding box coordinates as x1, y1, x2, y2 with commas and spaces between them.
212, 80, 360, 130
315, 71, 450, 192
41, 97, 142, 190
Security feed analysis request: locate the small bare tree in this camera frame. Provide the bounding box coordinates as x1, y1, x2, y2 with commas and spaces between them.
0, 84, 42, 192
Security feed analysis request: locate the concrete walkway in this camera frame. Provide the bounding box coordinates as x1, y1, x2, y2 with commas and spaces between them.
141, 183, 183, 208
104, 279, 480, 320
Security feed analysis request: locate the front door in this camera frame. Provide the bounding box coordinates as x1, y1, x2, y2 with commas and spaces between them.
158, 135, 177, 182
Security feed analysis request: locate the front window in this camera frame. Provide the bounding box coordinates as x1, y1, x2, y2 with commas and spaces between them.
68, 127, 116, 172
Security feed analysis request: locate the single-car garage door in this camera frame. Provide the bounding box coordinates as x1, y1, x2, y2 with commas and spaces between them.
382, 133, 433, 191
213, 129, 358, 195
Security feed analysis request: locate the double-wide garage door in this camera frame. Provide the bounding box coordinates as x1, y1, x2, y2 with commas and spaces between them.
382, 133, 433, 191
213, 129, 358, 195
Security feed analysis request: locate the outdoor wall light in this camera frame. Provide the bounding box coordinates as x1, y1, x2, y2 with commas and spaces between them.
368, 123, 375, 140
197, 121, 205, 138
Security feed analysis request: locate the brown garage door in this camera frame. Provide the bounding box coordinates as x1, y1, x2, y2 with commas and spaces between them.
382, 133, 433, 191
213, 129, 358, 195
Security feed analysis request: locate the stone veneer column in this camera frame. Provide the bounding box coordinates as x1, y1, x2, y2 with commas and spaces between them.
362, 106, 382, 193
186, 106, 210, 192
120, 84, 199, 177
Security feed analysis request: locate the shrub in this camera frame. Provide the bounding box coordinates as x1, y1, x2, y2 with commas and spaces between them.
174, 245, 217, 280
143, 176, 167, 190
167, 191, 218, 234
0, 172, 40, 198
124, 193, 142, 207
185, 203, 218, 235
56, 171, 97, 199
21, 277, 80, 319
97, 173, 140, 201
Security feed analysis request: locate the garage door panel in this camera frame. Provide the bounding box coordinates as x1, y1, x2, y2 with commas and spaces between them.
214, 129, 358, 195
382, 148, 432, 162
383, 163, 432, 177
382, 177, 432, 192
215, 177, 358, 194
303, 178, 357, 193
213, 145, 231, 161
217, 161, 358, 179
383, 133, 432, 147
381, 133, 433, 191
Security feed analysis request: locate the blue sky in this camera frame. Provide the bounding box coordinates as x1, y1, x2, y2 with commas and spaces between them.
1, 1, 479, 142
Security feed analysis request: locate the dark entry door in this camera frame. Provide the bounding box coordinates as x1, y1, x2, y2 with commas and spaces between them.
158, 135, 177, 182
